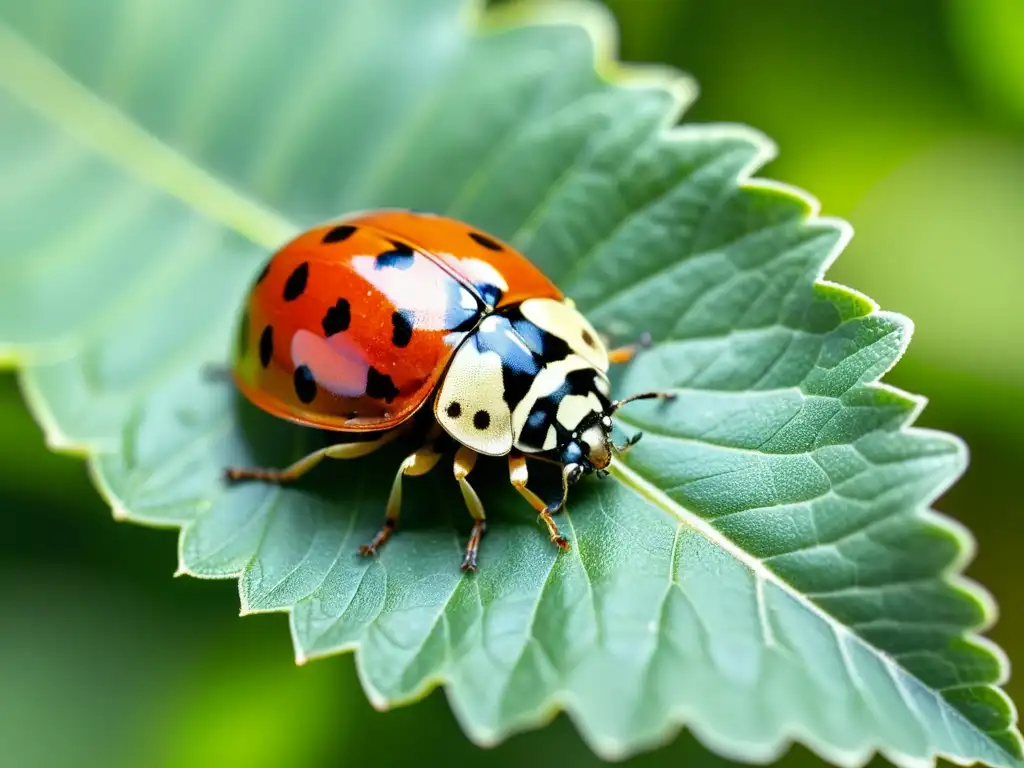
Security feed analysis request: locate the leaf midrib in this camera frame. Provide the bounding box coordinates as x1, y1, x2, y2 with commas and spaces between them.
0, 24, 297, 252
3, 20, 1015, 766
609, 460, 1017, 765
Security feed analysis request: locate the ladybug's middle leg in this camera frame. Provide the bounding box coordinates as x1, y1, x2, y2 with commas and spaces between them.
453, 446, 488, 572
359, 442, 443, 557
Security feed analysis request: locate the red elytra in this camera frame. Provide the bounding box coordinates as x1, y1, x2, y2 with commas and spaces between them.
232, 210, 561, 433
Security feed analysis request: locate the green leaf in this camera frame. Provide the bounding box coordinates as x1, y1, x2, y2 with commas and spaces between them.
1, 0, 1019, 765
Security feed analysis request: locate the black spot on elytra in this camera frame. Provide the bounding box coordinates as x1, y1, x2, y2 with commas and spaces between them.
391, 311, 413, 347
322, 225, 357, 244
259, 325, 273, 368
446, 402, 462, 418
283, 262, 309, 301
473, 410, 491, 430
366, 367, 399, 403
256, 261, 271, 284
322, 298, 351, 336
375, 241, 415, 270
469, 232, 503, 251
293, 365, 317, 403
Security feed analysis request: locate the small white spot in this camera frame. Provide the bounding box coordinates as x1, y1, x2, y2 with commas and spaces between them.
572, 432, 578, 439
602, 416, 612, 427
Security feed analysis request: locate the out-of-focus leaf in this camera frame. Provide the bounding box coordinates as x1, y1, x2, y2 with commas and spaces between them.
835, 135, 1024, 433
153, 639, 348, 768
0, 0, 1018, 765
0, 567, 194, 768
947, 0, 1024, 125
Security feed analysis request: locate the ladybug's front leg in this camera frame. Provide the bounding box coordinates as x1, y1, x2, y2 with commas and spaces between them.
359, 443, 443, 557
453, 446, 488, 572
508, 454, 570, 551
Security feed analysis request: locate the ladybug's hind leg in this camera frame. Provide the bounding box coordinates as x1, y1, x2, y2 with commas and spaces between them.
606, 332, 653, 366
453, 446, 488, 572
359, 443, 443, 557
225, 429, 400, 484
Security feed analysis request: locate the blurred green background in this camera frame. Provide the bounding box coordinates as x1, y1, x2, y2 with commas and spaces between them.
2, 1, 1022, 766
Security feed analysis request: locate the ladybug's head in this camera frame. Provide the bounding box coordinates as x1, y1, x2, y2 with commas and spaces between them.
547, 389, 676, 512
560, 412, 614, 479
559, 389, 676, 483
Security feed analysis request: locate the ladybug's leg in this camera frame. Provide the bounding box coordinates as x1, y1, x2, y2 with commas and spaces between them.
359, 443, 443, 557
453, 446, 488, 572
225, 429, 400, 484
606, 332, 653, 366
508, 454, 570, 551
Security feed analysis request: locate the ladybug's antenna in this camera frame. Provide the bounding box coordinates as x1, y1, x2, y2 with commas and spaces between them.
607, 390, 676, 456
609, 390, 677, 413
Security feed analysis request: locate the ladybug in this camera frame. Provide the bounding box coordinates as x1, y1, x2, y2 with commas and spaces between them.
226, 210, 673, 570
